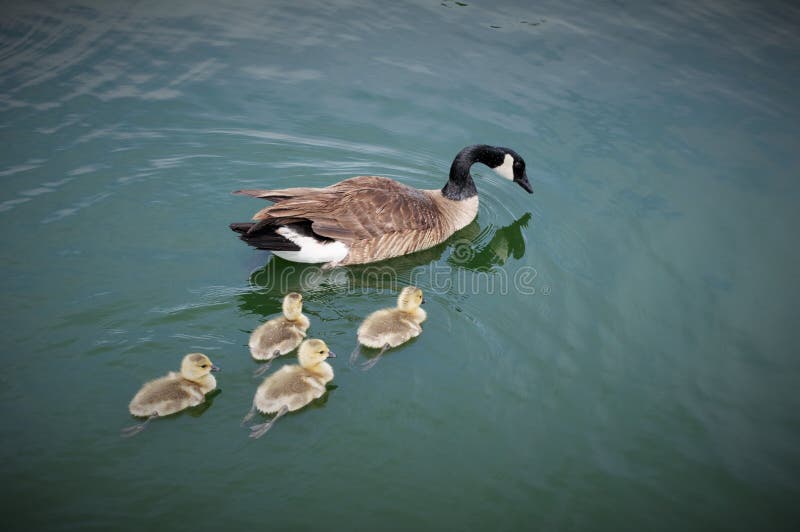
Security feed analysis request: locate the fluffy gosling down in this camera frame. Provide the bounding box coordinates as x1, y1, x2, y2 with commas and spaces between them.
243, 338, 336, 439
249, 292, 310, 377
352, 286, 426, 370
122, 353, 220, 437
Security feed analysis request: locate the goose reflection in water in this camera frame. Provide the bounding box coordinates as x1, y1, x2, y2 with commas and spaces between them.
236, 212, 532, 319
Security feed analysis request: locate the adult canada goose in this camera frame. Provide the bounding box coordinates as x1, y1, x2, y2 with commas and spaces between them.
242, 339, 336, 439
230, 144, 532, 268
249, 292, 309, 377
122, 353, 220, 437
351, 286, 426, 370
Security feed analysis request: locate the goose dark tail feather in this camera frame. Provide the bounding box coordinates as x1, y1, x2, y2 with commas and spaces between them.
230, 222, 254, 235
229, 222, 301, 251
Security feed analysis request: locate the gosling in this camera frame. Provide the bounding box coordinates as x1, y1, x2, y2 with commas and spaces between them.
249, 292, 310, 377
122, 353, 220, 437
243, 338, 336, 439
352, 286, 426, 370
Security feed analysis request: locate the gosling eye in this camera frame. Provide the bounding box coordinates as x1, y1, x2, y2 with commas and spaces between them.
201, 364, 208, 368
319, 350, 325, 354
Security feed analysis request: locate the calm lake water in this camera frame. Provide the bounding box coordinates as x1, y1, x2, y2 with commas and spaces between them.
1, 0, 798, 530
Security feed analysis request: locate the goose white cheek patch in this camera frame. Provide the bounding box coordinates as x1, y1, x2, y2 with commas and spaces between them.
492, 154, 515, 180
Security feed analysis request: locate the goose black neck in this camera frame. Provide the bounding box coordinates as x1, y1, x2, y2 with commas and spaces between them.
441, 144, 504, 201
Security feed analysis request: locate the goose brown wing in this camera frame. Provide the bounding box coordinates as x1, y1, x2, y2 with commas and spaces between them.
251, 176, 440, 244
234, 187, 322, 202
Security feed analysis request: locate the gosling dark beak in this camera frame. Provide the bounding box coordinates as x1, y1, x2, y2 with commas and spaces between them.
327, 350, 337, 358
421, 298, 426, 304
515, 173, 533, 194
211, 364, 221, 372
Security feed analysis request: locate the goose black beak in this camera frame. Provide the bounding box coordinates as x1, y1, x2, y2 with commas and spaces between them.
327, 350, 337, 358
211, 364, 221, 372
515, 173, 533, 194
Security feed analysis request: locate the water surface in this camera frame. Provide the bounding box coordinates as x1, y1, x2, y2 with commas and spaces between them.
1, 0, 799, 530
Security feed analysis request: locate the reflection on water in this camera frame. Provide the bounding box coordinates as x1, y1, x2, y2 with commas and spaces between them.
238, 211, 533, 317
449, 212, 531, 271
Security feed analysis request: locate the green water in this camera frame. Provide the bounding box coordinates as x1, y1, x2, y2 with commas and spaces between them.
1, 0, 799, 530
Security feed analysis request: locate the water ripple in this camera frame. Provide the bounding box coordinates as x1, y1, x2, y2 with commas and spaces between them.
201, 127, 403, 158
41, 192, 113, 224
0, 171, 73, 213
150, 285, 251, 316
0, 160, 43, 177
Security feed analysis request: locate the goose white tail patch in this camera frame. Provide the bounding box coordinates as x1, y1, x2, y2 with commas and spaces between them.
492, 153, 515, 181
273, 227, 349, 264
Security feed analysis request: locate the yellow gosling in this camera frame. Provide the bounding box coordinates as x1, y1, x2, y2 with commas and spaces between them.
122, 353, 220, 437
352, 286, 426, 370
244, 339, 335, 439
249, 292, 310, 377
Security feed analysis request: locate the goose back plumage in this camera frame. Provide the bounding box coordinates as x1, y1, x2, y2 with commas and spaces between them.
234, 176, 478, 266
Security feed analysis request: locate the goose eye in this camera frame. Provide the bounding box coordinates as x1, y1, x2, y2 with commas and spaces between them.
319, 350, 325, 354
201, 364, 208, 368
